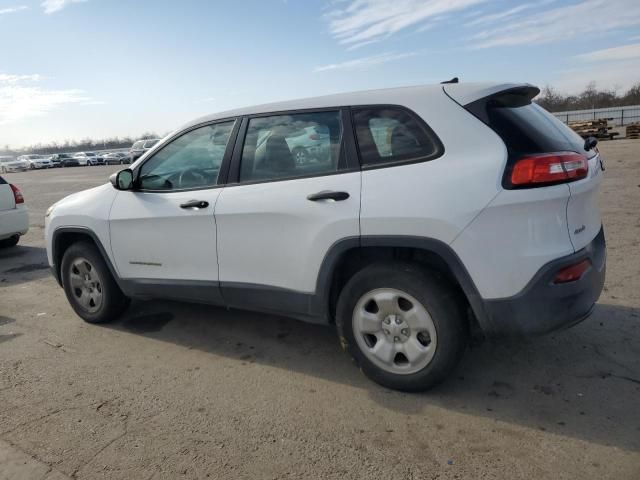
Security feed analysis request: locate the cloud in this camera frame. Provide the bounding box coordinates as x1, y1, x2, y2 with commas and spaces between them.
41, 0, 87, 14
576, 43, 640, 63
0, 74, 43, 83
551, 60, 640, 94
471, 0, 640, 49
326, 0, 486, 47
314, 51, 417, 72
0, 73, 91, 125
0, 5, 28, 15
464, 2, 539, 27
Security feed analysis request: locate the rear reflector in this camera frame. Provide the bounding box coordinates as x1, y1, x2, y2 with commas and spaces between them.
10, 184, 24, 204
510, 152, 588, 187
553, 259, 591, 284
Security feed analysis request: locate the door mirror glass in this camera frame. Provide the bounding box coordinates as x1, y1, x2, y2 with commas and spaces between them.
110, 169, 134, 190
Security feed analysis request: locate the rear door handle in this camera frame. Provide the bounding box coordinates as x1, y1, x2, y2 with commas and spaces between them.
180, 200, 209, 209
307, 191, 350, 202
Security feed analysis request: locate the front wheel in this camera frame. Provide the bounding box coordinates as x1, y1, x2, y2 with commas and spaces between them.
336, 263, 468, 392
61, 242, 129, 323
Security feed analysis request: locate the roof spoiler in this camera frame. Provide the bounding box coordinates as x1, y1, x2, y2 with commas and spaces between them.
443, 82, 539, 107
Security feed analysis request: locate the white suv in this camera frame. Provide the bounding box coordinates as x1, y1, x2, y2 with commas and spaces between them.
45, 83, 606, 391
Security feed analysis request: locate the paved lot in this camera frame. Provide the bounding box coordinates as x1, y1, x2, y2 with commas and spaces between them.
0, 148, 639, 479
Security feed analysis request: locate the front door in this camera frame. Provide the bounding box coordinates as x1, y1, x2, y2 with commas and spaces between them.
109, 120, 236, 293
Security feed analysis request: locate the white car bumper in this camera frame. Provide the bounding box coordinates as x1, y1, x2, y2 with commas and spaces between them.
0, 205, 29, 240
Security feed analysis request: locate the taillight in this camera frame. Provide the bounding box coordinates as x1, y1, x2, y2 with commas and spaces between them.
553, 259, 591, 284
509, 152, 588, 188
10, 184, 24, 204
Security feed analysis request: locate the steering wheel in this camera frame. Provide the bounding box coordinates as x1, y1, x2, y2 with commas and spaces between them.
178, 168, 206, 188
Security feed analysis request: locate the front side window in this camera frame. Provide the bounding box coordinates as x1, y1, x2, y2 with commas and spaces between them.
138, 121, 234, 191
239, 111, 342, 183
352, 107, 441, 166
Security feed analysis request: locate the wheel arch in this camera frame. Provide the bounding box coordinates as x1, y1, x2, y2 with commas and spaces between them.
314, 236, 490, 333
51, 227, 120, 288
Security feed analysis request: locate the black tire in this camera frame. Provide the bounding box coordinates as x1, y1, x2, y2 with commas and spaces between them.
61, 241, 129, 323
29, 163, 35, 170
336, 262, 468, 392
0, 235, 19, 248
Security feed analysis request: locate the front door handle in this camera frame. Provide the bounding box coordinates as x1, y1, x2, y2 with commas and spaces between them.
180, 200, 209, 209
307, 191, 350, 202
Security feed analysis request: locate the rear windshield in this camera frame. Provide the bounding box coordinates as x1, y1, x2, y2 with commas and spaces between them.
466, 89, 595, 159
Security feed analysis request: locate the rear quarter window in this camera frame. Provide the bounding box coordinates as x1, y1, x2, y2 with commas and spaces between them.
352, 107, 443, 167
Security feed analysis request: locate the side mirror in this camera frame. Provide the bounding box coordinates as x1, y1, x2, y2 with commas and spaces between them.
110, 169, 134, 190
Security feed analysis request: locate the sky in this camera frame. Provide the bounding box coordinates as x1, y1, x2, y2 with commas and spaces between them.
1, 0, 640, 148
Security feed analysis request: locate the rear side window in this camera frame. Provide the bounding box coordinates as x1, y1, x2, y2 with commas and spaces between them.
466, 89, 595, 159
239, 111, 343, 183
352, 107, 442, 167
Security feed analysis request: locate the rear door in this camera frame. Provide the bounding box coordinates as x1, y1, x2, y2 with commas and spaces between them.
214, 109, 360, 315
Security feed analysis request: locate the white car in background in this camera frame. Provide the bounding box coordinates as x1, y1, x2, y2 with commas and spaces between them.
0, 175, 28, 248
0, 156, 28, 173
72, 152, 93, 166
18, 154, 52, 170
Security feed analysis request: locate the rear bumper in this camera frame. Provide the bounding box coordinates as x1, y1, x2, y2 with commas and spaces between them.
0, 206, 29, 240
482, 226, 606, 336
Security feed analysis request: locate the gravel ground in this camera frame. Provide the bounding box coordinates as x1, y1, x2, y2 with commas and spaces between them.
0, 144, 639, 480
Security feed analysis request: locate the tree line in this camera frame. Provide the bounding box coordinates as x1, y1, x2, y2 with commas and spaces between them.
535, 82, 640, 112
1, 132, 161, 157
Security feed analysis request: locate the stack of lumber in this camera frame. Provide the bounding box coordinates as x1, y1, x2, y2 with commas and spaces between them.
568, 119, 618, 140
625, 123, 640, 139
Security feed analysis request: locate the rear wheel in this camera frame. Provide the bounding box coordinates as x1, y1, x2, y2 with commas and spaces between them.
61, 242, 129, 323
336, 263, 468, 392
0, 235, 19, 248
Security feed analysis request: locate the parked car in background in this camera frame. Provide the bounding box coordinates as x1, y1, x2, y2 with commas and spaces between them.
72, 153, 92, 166
45, 82, 605, 392
49, 154, 63, 167
87, 152, 105, 166
0, 175, 28, 248
0, 156, 28, 173
53, 153, 79, 167
18, 154, 52, 169
129, 139, 160, 162
104, 152, 130, 165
